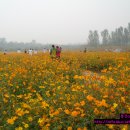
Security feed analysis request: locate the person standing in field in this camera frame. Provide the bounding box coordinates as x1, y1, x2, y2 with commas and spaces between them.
43, 48, 47, 53
29, 48, 33, 56
50, 45, 56, 59
17, 49, 21, 53
24, 49, 27, 54
34, 49, 38, 54
56, 46, 61, 59
84, 48, 87, 53
4, 50, 7, 55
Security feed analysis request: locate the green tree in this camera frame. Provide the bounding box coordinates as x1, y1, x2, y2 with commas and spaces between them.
124, 28, 129, 44
88, 30, 94, 45
88, 30, 99, 48
128, 23, 130, 43
93, 30, 99, 46
101, 29, 109, 44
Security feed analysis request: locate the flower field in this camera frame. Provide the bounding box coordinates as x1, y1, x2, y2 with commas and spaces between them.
0, 51, 130, 130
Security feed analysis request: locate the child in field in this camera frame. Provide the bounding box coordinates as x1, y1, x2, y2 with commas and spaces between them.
50, 45, 56, 59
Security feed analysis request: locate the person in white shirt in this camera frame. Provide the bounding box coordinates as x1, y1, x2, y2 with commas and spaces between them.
29, 48, 33, 56
17, 49, 21, 53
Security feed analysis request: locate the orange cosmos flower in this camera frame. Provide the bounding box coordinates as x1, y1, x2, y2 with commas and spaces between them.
71, 111, 79, 117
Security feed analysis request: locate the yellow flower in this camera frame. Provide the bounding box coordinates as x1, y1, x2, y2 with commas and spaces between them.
74, 75, 79, 79
108, 66, 112, 71
15, 127, 23, 130
113, 103, 118, 108
15, 108, 25, 116
24, 123, 29, 128
128, 107, 130, 112
50, 110, 60, 117
65, 80, 69, 84
83, 127, 87, 130
99, 99, 108, 107
3, 98, 8, 103
77, 128, 82, 130
79, 76, 83, 79
22, 103, 31, 109
64, 109, 70, 115
121, 97, 125, 103
3, 111, 7, 115
122, 125, 128, 130
38, 118, 43, 124
7, 116, 17, 125
103, 95, 108, 98
28, 116, 33, 122
80, 101, 85, 106
46, 91, 50, 97
67, 126, 73, 130
41, 126, 50, 130
38, 118, 45, 126
36, 93, 43, 101
74, 103, 80, 107
46, 124, 50, 127
17, 95, 23, 98
71, 111, 79, 117
86, 95, 94, 101
94, 108, 100, 115
101, 69, 107, 73
81, 114, 85, 117
54, 110, 60, 115
7, 118, 15, 125
110, 107, 115, 112
106, 124, 114, 129
39, 86, 45, 88
4, 93, 9, 98
41, 101, 49, 108
58, 86, 61, 89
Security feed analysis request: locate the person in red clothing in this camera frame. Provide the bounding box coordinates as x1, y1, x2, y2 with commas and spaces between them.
56, 46, 61, 59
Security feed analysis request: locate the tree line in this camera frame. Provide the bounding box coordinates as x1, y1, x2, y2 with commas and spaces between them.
88, 22, 130, 47
0, 38, 86, 51
0, 39, 50, 51
0, 22, 130, 51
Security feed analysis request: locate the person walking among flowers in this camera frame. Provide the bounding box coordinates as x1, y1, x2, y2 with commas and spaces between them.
50, 45, 56, 59
56, 46, 61, 59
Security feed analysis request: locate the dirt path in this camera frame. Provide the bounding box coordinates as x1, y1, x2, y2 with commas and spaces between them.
83, 70, 102, 85
83, 70, 101, 77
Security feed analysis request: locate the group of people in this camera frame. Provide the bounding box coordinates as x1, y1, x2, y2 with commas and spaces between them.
3, 45, 62, 59
25, 48, 49, 55
50, 45, 62, 59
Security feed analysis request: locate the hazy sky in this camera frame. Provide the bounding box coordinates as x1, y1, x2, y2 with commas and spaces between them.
0, 0, 130, 44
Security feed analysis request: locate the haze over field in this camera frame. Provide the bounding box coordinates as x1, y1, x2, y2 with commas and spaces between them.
0, 0, 130, 44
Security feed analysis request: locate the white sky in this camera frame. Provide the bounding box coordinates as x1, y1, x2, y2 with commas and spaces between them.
0, 0, 130, 44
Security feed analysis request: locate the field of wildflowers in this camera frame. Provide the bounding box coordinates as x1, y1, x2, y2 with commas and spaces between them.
0, 51, 130, 130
